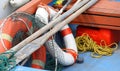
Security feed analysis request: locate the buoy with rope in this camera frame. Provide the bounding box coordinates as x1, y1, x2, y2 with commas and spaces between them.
31, 45, 46, 69
0, 16, 32, 53
0, 12, 46, 70
35, 3, 78, 66
0, 0, 98, 70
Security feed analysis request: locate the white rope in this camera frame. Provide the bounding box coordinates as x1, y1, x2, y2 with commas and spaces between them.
55, 58, 58, 71
51, 0, 80, 70
0, 31, 8, 51
50, 0, 77, 70
0, 12, 33, 52
16, 18, 33, 35
0, 16, 10, 51
0, 12, 19, 51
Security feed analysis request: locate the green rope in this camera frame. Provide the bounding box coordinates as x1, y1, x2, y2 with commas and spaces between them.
0, 51, 16, 71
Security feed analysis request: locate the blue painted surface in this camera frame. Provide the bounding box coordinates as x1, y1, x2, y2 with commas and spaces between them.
10, 25, 120, 71
11, 66, 49, 71
63, 46, 120, 71
11, 47, 120, 71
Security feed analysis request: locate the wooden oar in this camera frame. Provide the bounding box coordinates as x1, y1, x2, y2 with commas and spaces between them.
0, 0, 98, 71
11, 0, 89, 52
14, 0, 98, 65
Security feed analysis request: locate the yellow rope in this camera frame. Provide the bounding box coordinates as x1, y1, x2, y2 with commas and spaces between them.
75, 33, 118, 58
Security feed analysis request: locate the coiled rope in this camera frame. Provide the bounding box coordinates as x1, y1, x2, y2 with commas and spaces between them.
0, 51, 16, 71
75, 33, 118, 58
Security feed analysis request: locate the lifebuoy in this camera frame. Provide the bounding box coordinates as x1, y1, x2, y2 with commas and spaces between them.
35, 3, 78, 66
31, 3, 48, 69
31, 45, 46, 69
0, 17, 32, 53
0, 15, 46, 69
45, 25, 77, 65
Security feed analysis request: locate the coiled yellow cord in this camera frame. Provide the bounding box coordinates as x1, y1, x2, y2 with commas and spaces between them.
75, 33, 118, 58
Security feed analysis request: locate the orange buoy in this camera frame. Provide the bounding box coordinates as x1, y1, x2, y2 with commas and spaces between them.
0, 17, 32, 53
0, 16, 46, 69
31, 45, 46, 69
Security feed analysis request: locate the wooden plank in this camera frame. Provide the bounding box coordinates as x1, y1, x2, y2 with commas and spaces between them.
16, 0, 52, 14
69, 0, 120, 30
72, 14, 120, 26
75, 22, 120, 30
86, 0, 120, 17
57, 0, 120, 16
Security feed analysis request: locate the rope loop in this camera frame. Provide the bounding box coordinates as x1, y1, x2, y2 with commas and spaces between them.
75, 33, 118, 58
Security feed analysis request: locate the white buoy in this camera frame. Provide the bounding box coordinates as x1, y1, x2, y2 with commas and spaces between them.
35, 4, 78, 66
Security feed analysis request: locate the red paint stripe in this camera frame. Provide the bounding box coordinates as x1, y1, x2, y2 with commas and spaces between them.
63, 49, 77, 62
61, 28, 72, 37
32, 46, 46, 69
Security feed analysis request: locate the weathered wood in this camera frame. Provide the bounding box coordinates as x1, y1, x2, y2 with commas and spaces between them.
14, 0, 98, 64
10, 0, 89, 52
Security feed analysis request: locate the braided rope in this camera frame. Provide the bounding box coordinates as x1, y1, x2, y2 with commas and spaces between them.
75, 33, 118, 58
0, 51, 16, 71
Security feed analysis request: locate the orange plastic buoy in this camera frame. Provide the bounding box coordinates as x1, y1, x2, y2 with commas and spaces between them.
31, 45, 46, 69
0, 17, 46, 69
0, 17, 32, 53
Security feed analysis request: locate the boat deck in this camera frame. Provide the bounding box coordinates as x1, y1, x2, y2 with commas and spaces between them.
1, 0, 120, 71
63, 43, 120, 71
12, 44, 120, 71
62, 24, 120, 71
